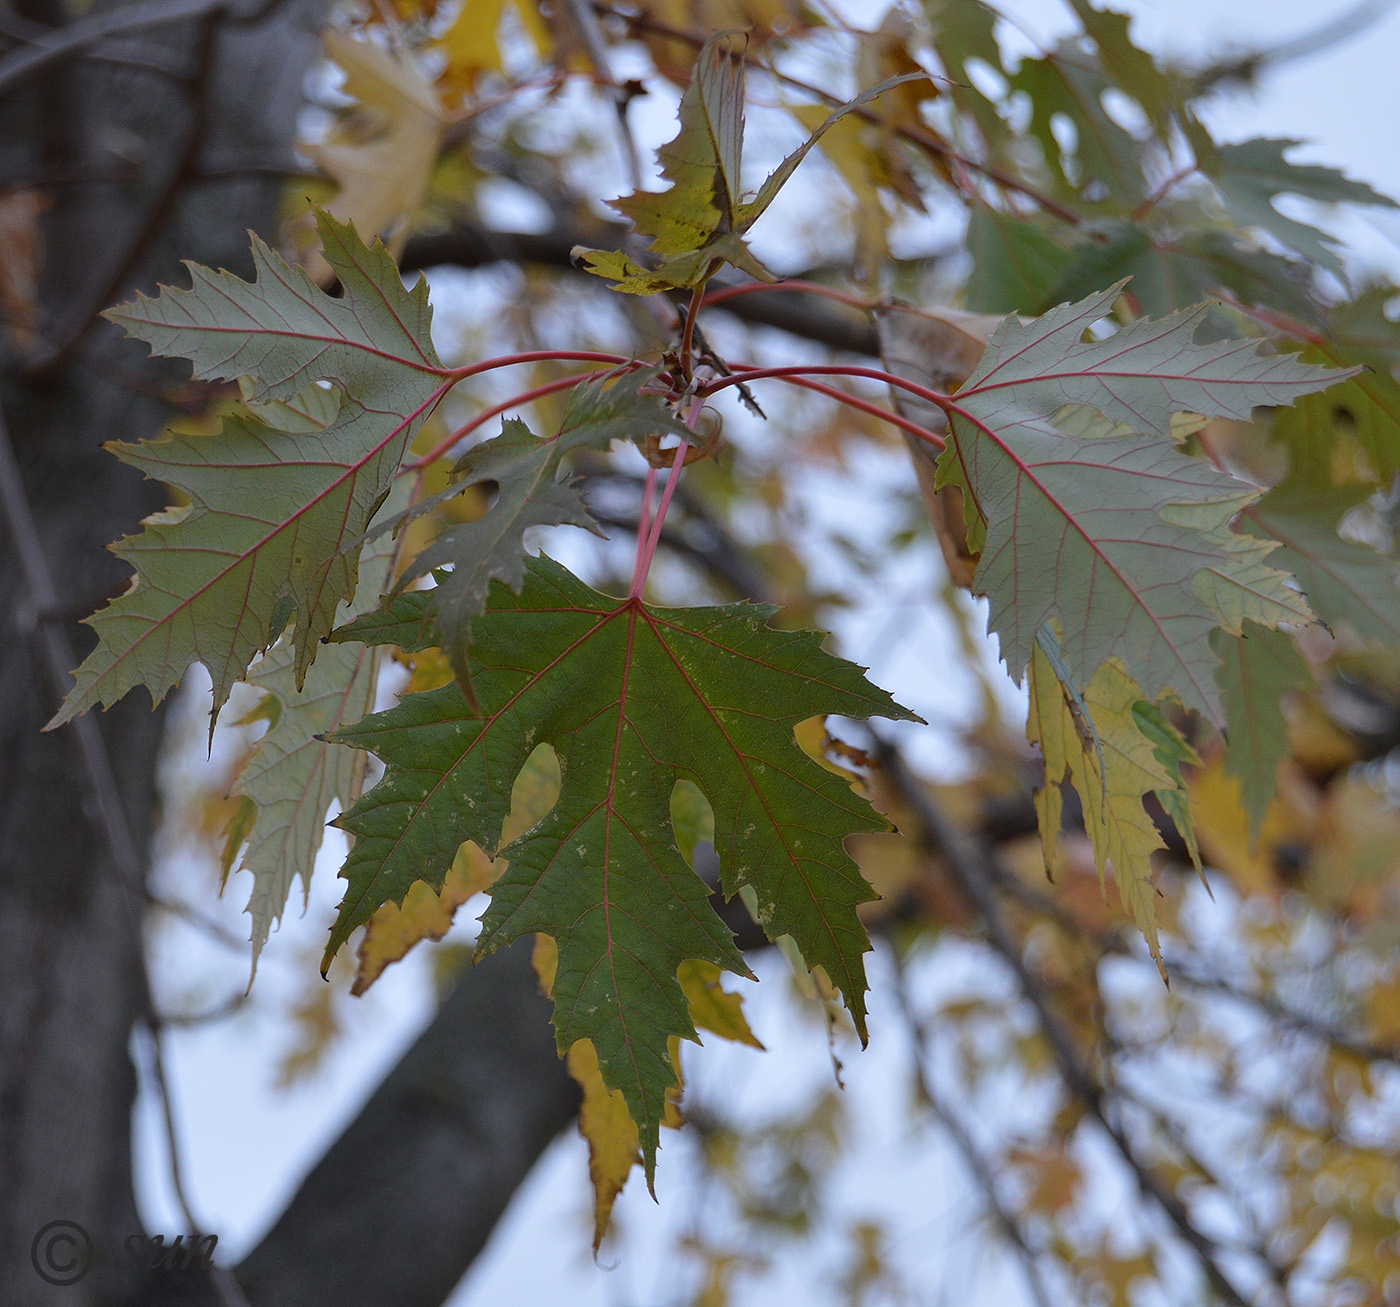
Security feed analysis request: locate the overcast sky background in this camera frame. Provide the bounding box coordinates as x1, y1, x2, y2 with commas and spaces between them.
132, 3, 1400, 1304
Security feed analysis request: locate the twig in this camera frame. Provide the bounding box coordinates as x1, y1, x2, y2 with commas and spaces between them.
146, 891, 250, 951
1191, 0, 1400, 93
989, 861, 1400, 1069
0, 0, 225, 93
160, 990, 253, 1026
562, 0, 642, 190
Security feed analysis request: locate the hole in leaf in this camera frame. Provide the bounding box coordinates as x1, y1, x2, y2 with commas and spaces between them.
501, 742, 561, 845
670, 778, 715, 872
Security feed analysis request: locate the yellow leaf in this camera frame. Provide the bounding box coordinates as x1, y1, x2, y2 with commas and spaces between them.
535, 934, 684, 1249
352, 842, 499, 994
437, 0, 550, 91
353, 744, 560, 992
402, 644, 456, 694
1186, 757, 1317, 898
679, 959, 764, 1049
568, 1035, 642, 1252
1366, 973, 1400, 1044
297, 31, 446, 282
1030, 648, 1181, 972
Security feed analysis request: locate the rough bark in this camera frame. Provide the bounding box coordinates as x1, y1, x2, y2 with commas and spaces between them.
0, 2, 325, 1302
235, 940, 580, 1307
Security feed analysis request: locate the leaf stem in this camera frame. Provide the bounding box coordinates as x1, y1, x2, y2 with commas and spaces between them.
628, 399, 700, 598
632, 465, 658, 577
727, 366, 946, 449
680, 284, 705, 380
701, 279, 875, 312
701, 363, 953, 415
1131, 163, 1199, 220
440, 349, 634, 381
406, 369, 619, 470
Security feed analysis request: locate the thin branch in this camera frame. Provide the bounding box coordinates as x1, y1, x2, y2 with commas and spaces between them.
146, 891, 250, 951
990, 857, 1400, 1070
0, 0, 226, 93
1190, 0, 1400, 93
562, 0, 642, 189
399, 222, 886, 357
701, 278, 876, 313
160, 990, 253, 1027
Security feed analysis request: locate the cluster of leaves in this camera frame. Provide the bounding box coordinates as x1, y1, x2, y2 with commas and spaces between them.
66, 0, 1400, 1297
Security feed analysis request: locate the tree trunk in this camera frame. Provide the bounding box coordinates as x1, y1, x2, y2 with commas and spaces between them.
0, 2, 325, 1300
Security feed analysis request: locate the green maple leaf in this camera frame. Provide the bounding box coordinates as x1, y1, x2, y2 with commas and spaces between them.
225, 490, 405, 976
1212, 623, 1313, 843
1271, 344, 1400, 489
938, 282, 1345, 724
1066, 1, 1177, 136
1048, 220, 1320, 324
1010, 39, 1145, 205
324, 555, 916, 1170
1244, 486, 1400, 646
965, 206, 1072, 314
1204, 138, 1396, 276
399, 368, 693, 668
575, 33, 924, 293
49, 211, 446, 729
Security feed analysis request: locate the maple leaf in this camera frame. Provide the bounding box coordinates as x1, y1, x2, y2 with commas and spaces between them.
575, 33, 925, 293
296, 31, 447, 282
1029, 639, 1197, 972
399, 367, 693, 669
325, 554, 916, 1170
225, 491, 405, 976
1010, 38, 1145, 205
1271, 345, 1400, 488
49, 211, 446, 729
1244, 486, 1400, 646
1213, 623, 1314, 844
1203, 138, 1397, 276
939, 282, 1343, 724
352, 741, 561, 995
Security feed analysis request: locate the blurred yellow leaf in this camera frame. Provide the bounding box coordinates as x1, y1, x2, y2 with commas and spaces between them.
436, 0, 550, 91
297, 31, 447, 282
1187, 757, 1318, 898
